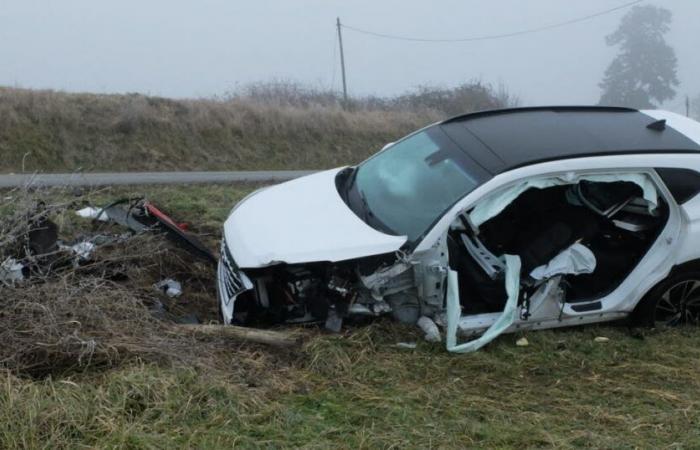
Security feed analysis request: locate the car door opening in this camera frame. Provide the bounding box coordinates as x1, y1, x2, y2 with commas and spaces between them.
446, 173, 670, 345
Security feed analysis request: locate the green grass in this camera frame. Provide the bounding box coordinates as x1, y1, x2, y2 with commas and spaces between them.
3, 184, 700, 449
3, 326, 700, 449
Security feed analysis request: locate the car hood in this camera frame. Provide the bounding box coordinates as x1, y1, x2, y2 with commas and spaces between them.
223, 168, 407, 268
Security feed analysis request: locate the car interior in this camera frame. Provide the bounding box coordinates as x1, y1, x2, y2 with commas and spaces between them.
447, 177, 670, 314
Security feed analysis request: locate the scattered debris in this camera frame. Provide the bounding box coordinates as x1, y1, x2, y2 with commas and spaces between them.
0, 188, 224, 377
75, 198, 216, 264
76, 206, 109, 221
154, 278, 183, 298
0, 258, 25, 285
417, 316, 441, 343
64, 241, 96, 261
516, 337, 530, 347
394, 342, 418, 349
594, 336, 610, 343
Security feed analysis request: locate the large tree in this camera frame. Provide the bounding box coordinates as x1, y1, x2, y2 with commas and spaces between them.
599, 5, 678, 109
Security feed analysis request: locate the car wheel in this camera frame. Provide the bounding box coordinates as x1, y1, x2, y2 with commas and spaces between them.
633, 271, 700, 327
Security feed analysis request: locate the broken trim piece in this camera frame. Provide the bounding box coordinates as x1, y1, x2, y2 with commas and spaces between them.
446, 254, 522, 353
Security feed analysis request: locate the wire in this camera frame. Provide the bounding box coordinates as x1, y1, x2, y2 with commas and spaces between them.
341, 0, 644, 43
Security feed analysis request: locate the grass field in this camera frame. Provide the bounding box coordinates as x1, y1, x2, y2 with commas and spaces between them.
2, 183, 700, 449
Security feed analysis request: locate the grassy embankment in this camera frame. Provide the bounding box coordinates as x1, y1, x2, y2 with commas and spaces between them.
2, 184, 700, 449
0, 81, 515, 174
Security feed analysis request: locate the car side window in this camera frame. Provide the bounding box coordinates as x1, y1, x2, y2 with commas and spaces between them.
656, 168, 700, 204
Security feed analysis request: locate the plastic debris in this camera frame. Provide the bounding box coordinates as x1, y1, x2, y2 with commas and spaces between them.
0, 258, 25, 285
594, 336, 610, 343
154, 279, 183, 298
70, 242, 96, 260
394, 342, 417, 349
417, 316, 441, 343
516, 337, 529, 347
76, 206, 109, 221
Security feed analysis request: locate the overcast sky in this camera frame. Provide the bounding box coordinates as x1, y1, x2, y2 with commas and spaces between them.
1, 0, 698, 112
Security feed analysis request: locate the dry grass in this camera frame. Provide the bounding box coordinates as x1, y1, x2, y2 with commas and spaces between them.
0, 185, 298, 380
0, 81, 516, 173
3, 183, 700, 448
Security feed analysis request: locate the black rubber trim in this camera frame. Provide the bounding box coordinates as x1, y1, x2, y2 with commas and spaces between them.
442, 106, 637, 124
570, 301, 602, 312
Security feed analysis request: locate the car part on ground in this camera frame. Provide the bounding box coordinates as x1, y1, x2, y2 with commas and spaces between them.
88, 198, 217, 264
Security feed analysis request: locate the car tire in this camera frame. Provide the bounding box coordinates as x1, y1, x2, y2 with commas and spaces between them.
631, 269, 700, 327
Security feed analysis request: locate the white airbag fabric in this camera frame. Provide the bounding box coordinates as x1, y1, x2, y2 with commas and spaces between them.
446, 254, 521, 353
530, 243, 596, 280
469, 173, 658, 227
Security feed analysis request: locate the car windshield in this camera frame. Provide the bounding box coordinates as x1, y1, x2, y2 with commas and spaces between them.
352, 126, 486, 242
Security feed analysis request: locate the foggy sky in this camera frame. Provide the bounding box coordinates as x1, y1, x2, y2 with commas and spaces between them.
1, 0, 698, 113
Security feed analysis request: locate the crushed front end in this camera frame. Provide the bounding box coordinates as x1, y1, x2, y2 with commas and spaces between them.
217, 235, 450, 331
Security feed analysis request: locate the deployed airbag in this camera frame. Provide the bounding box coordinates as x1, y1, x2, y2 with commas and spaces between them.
446, 254, 521, 353
469, 173, 658, 227
530, 243, 596, 281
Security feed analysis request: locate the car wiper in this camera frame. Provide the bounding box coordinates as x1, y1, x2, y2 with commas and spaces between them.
358, 188, 374, 222
346, 165, 359, 194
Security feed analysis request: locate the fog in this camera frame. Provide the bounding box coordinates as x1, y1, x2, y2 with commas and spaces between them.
1, 0, 698, 112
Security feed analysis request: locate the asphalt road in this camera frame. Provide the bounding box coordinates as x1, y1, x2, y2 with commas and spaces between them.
0, 170, 317, 188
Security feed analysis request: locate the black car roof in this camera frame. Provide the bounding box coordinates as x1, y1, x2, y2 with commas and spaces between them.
439, 106, 700, 175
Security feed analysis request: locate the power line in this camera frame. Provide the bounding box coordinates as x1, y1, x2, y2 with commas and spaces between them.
341, 0, 644, 43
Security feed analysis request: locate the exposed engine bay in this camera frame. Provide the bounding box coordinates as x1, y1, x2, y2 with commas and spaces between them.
221, 173, 669, 348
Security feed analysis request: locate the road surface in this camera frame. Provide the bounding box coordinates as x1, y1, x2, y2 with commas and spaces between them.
0, 170, 317, 188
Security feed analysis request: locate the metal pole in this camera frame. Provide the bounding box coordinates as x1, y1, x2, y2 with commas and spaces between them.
336, 17, 348, 104
686, 95, 691, 117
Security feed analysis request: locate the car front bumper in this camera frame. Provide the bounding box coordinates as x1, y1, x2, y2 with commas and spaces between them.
217, 239, 254, 324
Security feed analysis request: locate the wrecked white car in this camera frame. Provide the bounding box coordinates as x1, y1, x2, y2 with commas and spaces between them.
219, 106, 700, 352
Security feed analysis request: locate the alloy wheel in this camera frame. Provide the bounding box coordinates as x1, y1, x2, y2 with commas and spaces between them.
655, 279, 700, 326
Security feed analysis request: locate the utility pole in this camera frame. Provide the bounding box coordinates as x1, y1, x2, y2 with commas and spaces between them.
686, 95, 691, 118
336, 17, 348, 104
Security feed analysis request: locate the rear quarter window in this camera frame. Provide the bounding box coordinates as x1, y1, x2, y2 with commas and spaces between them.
656, 168, 700, 204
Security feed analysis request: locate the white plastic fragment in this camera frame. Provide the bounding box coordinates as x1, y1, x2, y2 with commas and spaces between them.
530, 243, 596, 280
394, 342, 417, 349
417, 316, 441, 343
446, 254, 522, 353
594, 336, 610, 343
76, 206, 109, 222
0, 258, 25, 285
71, 242, 96, 260
154, 279, 183, 297
59, 241, 96, 262
516, 337, 529, 347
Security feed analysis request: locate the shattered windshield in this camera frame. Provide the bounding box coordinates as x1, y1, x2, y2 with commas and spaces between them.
352, 126, 487, 242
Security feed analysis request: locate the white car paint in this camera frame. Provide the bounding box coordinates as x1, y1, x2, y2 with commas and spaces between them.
642, 109, 700, 144
223, 168, 407, 268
